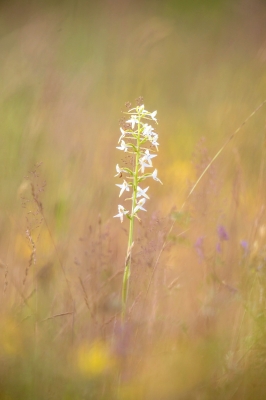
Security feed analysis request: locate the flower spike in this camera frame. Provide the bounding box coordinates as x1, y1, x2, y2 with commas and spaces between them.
114, 100, 162, 318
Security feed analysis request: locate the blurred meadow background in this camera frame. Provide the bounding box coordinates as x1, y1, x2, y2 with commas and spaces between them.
1, 0, 266, 398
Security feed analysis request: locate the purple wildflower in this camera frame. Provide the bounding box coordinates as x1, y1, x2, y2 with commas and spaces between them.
216, 241, 222, 254
240, 240, 248, 251
240, 240, 249, 256
195, 236, 205, 263
217, 225, 229, 241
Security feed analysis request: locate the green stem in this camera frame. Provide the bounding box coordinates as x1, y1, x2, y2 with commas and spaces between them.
121, 113, 141, 320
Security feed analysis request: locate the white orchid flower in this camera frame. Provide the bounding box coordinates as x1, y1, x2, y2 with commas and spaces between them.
151, 169, 163, 184
114, 164, 125, 177
150, 110, 157, 122
114, 205, 129, 223
148, 133, 159, 150
142, 149, 157, 166
139, 157, 152, 173
151, 138, 159, 151
116, 180, 130, 197
116, 140, 128, 152
133, 198, 147, 213
142, 124, 154, 137
137, 104, 150, 114
136, 186, 149, 199
118, 127, 126, 143
126, 115, 138, 129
